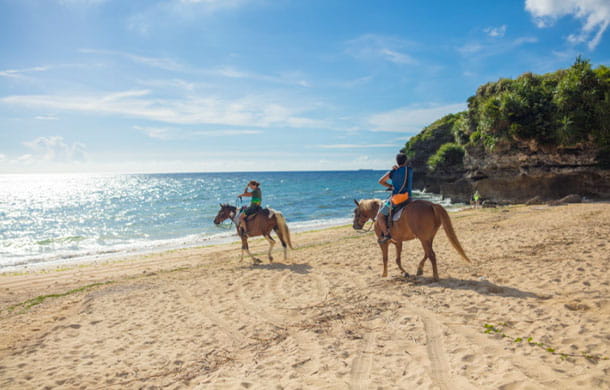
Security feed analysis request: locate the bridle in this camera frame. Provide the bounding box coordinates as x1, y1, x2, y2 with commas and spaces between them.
354, 208, 375, 233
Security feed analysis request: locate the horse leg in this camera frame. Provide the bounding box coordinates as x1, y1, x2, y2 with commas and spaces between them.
416, 253, 427, 277
264, 234, 275, 262
273, 225, 289, 261
242, 237, 261, 264
379, 241, 390, 277
394, 241, 408, 275
240, 236, 246, 262
420, 239, 439, 282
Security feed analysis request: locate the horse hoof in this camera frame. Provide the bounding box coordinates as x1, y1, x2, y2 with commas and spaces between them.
403, 272, 410, 278
253, 258, 262, 265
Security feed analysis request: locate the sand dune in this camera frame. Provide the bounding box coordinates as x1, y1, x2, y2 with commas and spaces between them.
1, 203, 609, 389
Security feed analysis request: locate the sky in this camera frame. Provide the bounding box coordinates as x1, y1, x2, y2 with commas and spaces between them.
1, 0, 610, 173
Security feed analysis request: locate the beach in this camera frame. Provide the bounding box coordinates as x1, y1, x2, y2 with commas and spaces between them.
1, 203, 609, 389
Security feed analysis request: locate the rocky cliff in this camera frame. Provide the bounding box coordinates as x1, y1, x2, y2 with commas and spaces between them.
435, 141, 610, 203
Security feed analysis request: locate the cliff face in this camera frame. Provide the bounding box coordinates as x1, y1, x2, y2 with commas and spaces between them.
434, 141, 610, 203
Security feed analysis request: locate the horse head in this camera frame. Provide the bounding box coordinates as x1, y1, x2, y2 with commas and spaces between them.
352, 199, 381, 230
352, 199, 368, 230
213, 204, 237, 225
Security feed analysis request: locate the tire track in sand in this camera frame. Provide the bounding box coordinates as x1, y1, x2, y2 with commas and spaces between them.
349, 333, 376, 390
174, 281, 248, 347
273, 271, 330, 311
234, 272, 286, 327
410, 306, 478, 390
407, 307, 452, 390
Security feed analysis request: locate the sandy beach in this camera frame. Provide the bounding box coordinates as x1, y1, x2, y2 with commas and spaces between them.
1, 203, 609, 389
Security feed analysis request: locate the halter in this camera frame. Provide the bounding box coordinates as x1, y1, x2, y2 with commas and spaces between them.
356, 217, 376, 233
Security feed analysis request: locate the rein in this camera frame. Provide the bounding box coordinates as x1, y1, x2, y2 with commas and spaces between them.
356, 217, 376, 233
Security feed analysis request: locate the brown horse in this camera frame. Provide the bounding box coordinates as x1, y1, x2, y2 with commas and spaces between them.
214, 204, 293, 264
353, 199, 471, 281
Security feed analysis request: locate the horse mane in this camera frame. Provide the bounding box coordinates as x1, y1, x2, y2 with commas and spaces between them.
359, 198, 383, 214
356, 198, 383, 219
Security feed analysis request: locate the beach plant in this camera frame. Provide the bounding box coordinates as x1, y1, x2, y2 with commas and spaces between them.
482, 323, 609, 363
5, 281, 114, 313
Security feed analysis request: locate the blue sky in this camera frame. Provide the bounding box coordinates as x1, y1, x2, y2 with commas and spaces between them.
1, 0, 609, 173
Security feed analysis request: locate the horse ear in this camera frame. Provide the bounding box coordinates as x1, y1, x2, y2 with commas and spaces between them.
353, 199, 359, 206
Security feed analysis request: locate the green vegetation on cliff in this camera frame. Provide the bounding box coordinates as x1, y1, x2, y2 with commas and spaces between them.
404, 58, 610, 172
402, 112, 465, 173
465, 57, 609, 151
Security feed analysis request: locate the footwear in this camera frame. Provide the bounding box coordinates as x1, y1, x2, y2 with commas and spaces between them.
377, 234, 391, 244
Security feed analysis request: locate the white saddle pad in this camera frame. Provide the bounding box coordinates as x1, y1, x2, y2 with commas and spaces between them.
392, 208, 403, 221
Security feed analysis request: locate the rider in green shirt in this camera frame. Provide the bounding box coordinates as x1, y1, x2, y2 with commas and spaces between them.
238, 180, 262, 237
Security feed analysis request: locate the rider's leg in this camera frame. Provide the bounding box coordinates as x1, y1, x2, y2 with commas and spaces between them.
239, 214, 248, 236
377, 201, 392, 243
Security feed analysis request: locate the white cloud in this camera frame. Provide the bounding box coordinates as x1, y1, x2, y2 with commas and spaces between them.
133, 126, 263, 140
2, 90, 323, 129
525, 0, 610, 49
22, 136, 87, 163
0, 66, 49, 79
368, 103, 466, 133
133, 126, 175, 140
80, 49, 184, 71
316, 144, 396, 149
0, 154, 6, 162
457, 36, 538, 56
484, 25, 507, 37
35, 115, 59, 121
176, 0, 250, 8
126, 0, 255, 36
59, 0, 108, 5
194, 130, 262, 136
81, 49, 310, 87
345, 34, 417, 65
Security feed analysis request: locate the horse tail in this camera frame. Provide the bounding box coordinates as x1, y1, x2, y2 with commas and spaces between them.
432, 204, 471, 263
274, 212, 293, 249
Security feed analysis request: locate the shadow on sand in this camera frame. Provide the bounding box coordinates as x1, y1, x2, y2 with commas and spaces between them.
247, 262, 312, 275
395, 276, 544, 299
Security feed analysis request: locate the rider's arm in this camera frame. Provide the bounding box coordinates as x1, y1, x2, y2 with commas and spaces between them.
239, 192, 253, 197
378, 172, 393, 189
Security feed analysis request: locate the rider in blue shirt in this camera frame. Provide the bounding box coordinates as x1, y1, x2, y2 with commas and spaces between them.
377, 153, 412, 243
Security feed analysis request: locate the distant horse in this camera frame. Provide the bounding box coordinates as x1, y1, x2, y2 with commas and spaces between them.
353, 199, 471, 281
214, 204, 293, 264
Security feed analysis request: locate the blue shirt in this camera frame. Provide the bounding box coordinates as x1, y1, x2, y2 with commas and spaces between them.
389, 166, 409, 195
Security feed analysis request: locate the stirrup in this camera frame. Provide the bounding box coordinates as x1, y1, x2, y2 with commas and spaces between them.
378, 234, 391, 244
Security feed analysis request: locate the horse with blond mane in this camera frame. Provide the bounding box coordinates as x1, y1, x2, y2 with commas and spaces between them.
353, 198, 471, 281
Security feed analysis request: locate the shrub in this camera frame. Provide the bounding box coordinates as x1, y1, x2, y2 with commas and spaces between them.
427, 143, 465, 172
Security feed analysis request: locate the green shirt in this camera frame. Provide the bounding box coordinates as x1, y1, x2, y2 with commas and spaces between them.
250, 188, 262, 205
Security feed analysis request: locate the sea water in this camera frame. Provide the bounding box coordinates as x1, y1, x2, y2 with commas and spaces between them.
0, 171, 451, 271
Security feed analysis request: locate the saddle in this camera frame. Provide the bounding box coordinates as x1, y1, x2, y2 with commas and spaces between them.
388, 198, 412, 224
240, 207, 270, 221
391, 198, 412, 215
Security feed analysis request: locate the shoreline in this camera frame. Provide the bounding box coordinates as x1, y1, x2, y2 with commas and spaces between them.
0, 216, 354, 274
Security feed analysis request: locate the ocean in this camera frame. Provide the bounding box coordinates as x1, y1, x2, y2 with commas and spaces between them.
0, 171, 451, 272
